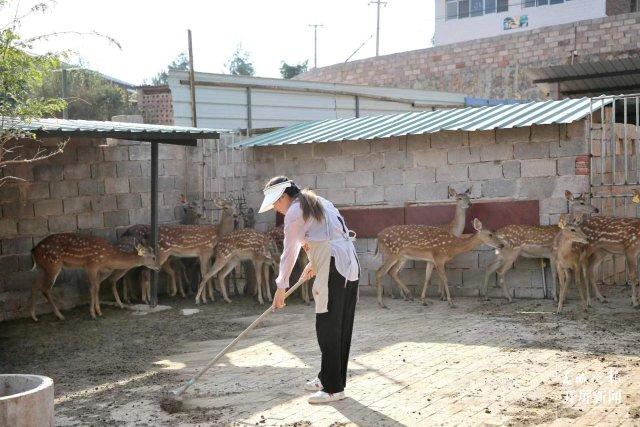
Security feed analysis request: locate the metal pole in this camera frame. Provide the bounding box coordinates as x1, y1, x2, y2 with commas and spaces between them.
187, 29, 198, 201
308, 24, 323, 68
61, 68, 68, 120
246, 87, 252, 136
355, 95, 360, 118
624, 97, 628, 184
369, 0, 387, 56
612, 99, 616, 185
150, 143, 159, 307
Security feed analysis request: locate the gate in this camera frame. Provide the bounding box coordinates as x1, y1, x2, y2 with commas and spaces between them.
588, 94, 640, 286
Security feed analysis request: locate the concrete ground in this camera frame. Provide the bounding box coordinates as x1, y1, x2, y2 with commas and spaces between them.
46, 285, 640, 426
4, 282, 639, 426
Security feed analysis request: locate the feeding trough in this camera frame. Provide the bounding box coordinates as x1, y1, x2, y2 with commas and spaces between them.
0, 374, 54, 427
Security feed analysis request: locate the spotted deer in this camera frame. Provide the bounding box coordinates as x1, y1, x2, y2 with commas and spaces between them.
553, 214, 590, 313
377, 187, 473, 301
579, 190, 640, 308
121, 196, 237, 299
375, 218, 502, 308
29, 233, 158, 321
481, 191, 598, 302
195, 229, 278, 305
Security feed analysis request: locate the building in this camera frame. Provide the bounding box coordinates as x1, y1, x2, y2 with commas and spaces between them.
297, 12, 640, 100
158, 71, 466, 132
436, 0, 637, 46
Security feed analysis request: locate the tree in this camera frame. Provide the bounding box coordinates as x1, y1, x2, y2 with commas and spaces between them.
0, 1, 67, 189
280, 60, 308, 79
150, 52, 189, 86
37, 68, 137, 120
226, 45, 255, 76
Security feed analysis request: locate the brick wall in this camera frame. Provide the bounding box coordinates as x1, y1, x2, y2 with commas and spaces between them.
137, 86, 174, 125
223, 121, 591, 299
0, 137, 201, 321
295, 12, 640, 100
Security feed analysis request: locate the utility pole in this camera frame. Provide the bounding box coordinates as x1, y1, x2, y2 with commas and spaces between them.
61, 68, 68, 119
369, 0, 387, 56
308, 24, 323, 68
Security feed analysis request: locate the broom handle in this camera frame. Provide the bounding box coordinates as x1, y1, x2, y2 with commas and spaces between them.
174, 275, 309, 397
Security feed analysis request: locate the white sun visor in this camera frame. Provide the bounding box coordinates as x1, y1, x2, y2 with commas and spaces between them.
258, 181, 293, 213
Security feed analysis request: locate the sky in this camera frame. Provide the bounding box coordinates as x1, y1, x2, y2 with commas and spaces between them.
5, 0, 436, 85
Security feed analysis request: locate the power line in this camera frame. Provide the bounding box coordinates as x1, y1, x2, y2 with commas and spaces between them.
308, 24, 324, 68
368, 0, 387, 56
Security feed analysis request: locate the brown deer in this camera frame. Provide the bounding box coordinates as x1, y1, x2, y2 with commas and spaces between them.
553, 214, 589, 313
195, 229, 278, 305
481, 191, 598, 302
579, 192, 640, 308
120, 196, 237, 300
29, 233, 158, 321
377, 187, 472, 301
375, 218, 502, 308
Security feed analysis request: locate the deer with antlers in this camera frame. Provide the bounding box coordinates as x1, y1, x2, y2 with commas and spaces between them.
375, 218, 502, 308
29, 233, 158, 321
377, 187, 473, 302
553, 214, 590, 313
481, 191, 598, 302
195, 228, 279, 305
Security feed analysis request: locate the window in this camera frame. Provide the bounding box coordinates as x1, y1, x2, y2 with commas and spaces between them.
446, 0, 508, 19
524, 0, 564, 7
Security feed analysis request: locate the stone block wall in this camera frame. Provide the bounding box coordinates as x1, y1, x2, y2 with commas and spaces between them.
0, 137, 199, 321
217, 121, 590, 299
295, 12, 640, 100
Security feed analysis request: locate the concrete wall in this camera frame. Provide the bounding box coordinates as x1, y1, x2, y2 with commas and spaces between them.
221, 121, 590, 299
435, 0, 606, 46
296, 12, 640, 100
0, 137, 202, 321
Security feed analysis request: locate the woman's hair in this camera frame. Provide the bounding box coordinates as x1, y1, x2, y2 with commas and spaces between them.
265, 176, 324, 222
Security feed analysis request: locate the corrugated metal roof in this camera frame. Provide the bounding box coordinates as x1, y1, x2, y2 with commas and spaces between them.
235, 97, 609, 147
2, 117, 226, 145
528, 58, 640, 97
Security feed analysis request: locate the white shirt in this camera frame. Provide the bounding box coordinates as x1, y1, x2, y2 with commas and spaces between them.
275, 196, 360, 289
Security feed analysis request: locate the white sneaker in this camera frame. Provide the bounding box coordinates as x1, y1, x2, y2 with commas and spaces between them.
308, 390, 346, 404
304, 377, 323, 392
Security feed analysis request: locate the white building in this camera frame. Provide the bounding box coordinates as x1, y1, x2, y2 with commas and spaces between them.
434, 0, 636, 46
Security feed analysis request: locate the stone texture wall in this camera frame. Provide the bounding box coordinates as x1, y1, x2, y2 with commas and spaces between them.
226, 121, 590, 300
0, 137, 201, 321
137, 86, 174, 125
295, 12, 640, 100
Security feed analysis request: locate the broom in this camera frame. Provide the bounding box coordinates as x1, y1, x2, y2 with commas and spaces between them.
160, 273, 310, 413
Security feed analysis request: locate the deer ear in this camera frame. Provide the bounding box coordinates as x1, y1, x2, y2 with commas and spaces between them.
448, 187, 457, 198
465, 187, 471, 195
135, 243, 145, 256
558, 214, 567, 229
565, 190, 574, 201
473, 218, 482, 231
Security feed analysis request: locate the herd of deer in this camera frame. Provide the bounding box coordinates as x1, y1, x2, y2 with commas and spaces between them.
28, 187, 640, 322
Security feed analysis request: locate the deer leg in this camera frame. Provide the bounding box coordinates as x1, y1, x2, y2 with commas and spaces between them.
434, 261, 454, 307
557, 268, 568, 314
588, 251, 608, 303
122, 273, 131, 304
624, 250, 640, 308
195, 258, 224, 304
262, 263, 273, 303
171, 259, 187, 298
85, 268, 101, 319
482, 256, 504, 300
573, 266, 588, 312
108, 269, 128, 309
30, 270, 44, 322
375, 256, 399, 308
420, 262, 435, 306
162, 262, 177, 297
388, 259, 413, 301
217, 261, 237, 304
551, 255, 559, 303
254, 260, 266, 305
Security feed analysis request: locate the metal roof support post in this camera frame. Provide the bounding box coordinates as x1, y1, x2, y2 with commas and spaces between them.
246, 87, 252, 136
355, 95, 360, 118
150, 142, 159, 307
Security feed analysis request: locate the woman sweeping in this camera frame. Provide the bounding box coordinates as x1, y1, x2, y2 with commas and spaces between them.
259, 176, 360, 404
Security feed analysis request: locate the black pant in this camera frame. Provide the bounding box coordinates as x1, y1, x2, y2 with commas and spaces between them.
315, 257, 359, 394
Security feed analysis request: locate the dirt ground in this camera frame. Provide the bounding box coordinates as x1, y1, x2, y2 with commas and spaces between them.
2, 284, 640, 426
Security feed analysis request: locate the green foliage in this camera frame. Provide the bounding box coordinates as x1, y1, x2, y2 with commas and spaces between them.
150, 52, 189, 86
226, 45, 255, 76
37, 69, 136, 120
280, 60, 308, 79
